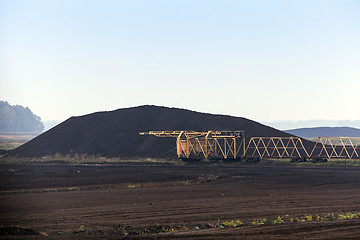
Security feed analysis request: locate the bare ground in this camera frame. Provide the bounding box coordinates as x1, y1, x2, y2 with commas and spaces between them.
0, 161, 360, 239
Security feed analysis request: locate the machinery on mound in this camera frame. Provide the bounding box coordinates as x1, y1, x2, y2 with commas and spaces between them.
140, 131, 245, 160
140, 131, 360, 161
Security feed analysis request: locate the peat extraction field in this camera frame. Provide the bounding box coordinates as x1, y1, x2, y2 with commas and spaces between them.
1, 161, 360, 239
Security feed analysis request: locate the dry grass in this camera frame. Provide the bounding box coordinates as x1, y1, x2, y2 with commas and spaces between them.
0, 133, 39, 151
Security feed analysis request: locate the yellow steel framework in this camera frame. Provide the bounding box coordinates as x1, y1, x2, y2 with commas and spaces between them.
309, 137, 360, 159
140, 132, 360, 160
245, 137, 310, 159
139, 130, 245, 159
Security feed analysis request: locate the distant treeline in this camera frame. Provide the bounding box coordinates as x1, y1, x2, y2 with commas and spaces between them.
0, 101, 44, 133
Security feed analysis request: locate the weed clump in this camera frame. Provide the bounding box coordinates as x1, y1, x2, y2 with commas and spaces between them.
221, 219, 243, 228
251, 218, 267, 226
273, 216, 284, 224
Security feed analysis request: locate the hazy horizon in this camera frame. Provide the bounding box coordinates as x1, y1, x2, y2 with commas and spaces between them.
2, 100, 359, 131
43, 117, 360, 132
264, 119, 360, 130
39, 105, 360, 131
42, 118, 360, 132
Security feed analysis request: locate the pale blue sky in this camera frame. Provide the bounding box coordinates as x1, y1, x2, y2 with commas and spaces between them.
1, 0, 359, 125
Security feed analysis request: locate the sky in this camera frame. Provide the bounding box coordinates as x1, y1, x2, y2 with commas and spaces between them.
1, 0, 360, 128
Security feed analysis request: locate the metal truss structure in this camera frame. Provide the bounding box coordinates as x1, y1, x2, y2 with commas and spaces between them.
245, 137, 310, 159
139, 130, 245, 159
140, 131, 360, 160
309, 137, 360, 159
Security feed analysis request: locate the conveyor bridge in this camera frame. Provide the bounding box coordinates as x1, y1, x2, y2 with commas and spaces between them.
139, 131, 360, 160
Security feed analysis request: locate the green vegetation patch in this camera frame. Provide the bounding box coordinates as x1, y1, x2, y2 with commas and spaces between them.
72, 211, 360, 236
296, 159, 360, 167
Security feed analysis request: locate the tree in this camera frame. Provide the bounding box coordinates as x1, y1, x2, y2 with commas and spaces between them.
0, 101, 44, 132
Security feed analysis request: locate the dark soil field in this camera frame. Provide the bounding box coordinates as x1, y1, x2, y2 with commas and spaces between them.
1, 161, 360, 239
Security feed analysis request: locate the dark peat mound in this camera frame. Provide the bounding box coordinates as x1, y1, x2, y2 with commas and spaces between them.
8, 105, 303, 159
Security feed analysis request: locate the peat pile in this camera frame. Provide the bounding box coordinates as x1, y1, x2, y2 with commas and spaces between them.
8, 105, 304, 158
